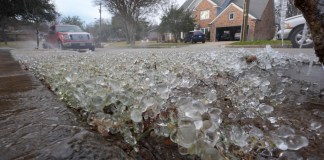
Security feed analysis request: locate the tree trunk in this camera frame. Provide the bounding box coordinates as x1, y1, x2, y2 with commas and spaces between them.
125, 20, 136, 46
1, 23, 8, 45
173, 33, 178, 43
36, 28, 39, 49
130, 26, 135, 46
294, 0, 324, 63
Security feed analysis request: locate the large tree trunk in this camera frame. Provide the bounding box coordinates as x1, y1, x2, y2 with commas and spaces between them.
35, 21, 41, 49
294, 0, 324, 63
172, 32, 178, 43
1, 22, 8, 45
125, 20, 136, 46
129, 26, 135, 46
123, 19, 136, 46
36, 28, 39, 49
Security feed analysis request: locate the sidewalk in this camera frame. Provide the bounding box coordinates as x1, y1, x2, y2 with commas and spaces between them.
0, 49, 130, 159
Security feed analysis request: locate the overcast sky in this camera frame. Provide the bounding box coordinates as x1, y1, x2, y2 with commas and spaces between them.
54, 0, 187, 24
54, 0, 281, 24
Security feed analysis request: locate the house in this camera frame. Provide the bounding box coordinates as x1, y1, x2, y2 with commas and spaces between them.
181, 0, 276, 41
210, 0, 276, 41
146, 27, 161, 42
181, 0, 225, 35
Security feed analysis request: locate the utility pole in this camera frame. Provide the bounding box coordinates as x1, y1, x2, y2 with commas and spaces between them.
98, 1, 102, 47
241, 0, 250, 42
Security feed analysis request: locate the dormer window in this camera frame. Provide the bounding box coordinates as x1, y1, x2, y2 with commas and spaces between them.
200, 10, 210, 20
229, 12, 234, 20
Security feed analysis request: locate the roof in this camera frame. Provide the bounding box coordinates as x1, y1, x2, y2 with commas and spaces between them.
232, 0, 270, 19
180, 0, 192, 10
216, 0, 232, 14
181, 0, 272, 19
212, 0, 226, 6
210, 2, 257, 24
181, 0, 225, 11
181, 0, 202, 11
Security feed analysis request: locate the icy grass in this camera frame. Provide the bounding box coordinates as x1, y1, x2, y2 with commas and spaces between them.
12, 47, 320, 159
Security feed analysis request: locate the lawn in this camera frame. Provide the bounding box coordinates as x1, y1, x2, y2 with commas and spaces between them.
0, 41, 37, 49
0, 41, 19, 48
231, 40, 292, 46
106, 41, 190, 48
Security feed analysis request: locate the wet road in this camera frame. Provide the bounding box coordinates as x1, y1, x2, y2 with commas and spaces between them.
0, 49, 130, 160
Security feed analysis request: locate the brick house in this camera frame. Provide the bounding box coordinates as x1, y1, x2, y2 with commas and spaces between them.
210, 0, 276, 41
181, 0, 225, 35
181, 0, 276, 41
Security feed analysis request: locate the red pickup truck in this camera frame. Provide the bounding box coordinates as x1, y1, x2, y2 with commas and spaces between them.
43, 24, 95, 51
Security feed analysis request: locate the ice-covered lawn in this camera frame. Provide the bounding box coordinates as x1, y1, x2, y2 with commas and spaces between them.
12, 46, 324, 159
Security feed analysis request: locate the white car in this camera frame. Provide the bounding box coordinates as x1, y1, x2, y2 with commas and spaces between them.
277, 15, 313, 48
234, 32, 241, 40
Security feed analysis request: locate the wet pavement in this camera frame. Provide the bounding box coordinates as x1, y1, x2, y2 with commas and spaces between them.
0, 49, 131, 160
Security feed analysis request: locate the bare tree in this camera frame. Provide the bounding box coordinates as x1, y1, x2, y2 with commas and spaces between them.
294, 0, 324, 63
96, 0, 166, 45
61, 16, 85, 29
21, 0, 57, 48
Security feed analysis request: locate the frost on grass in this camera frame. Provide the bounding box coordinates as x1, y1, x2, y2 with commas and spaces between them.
12, 47, 323, 159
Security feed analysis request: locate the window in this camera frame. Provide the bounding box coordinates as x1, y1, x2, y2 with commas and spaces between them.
200, 10, 210, 20
56, 26, 82, 32
200, 27, 210, 34
229, 13, 234, 20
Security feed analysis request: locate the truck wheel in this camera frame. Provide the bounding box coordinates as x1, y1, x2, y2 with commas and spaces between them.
290, 25, 313, 48
58, 41, 64, 50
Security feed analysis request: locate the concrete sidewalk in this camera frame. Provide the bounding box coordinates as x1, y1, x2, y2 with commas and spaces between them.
0, 49, 130, 160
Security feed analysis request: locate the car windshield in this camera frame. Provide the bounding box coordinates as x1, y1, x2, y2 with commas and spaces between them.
193, 31, 204, 35
56, 26, 82, 32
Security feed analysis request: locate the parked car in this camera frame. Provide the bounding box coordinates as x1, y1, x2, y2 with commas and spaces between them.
43, 24, 95, 51
220, 32, 231, 41
184, 30, 206, 43
277, 15, 313, 48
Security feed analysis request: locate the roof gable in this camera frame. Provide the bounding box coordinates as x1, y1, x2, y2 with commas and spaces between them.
205, 0, 218, 6
181, 0, 271, 19
182, 0, 226, 11
195, 0, 219, 11
209, 2, 256, 24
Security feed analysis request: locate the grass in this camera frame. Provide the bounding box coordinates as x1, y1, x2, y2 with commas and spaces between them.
231, 40, 291, 46
106, 41, 190, 48
0, 41, 37, 49
0, 41, 19, 48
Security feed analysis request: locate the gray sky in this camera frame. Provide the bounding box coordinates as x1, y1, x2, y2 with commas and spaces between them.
54, 0, 186, 24
54, 0, 280, 24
